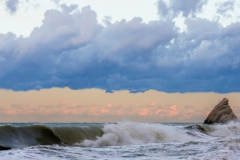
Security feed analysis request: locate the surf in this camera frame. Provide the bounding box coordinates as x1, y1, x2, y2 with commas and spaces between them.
0, 125, 103, 149
0, 121, 240, 150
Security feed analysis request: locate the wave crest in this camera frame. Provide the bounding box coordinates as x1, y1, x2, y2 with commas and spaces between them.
0, 125, 103, 148
81, 121, 194, 147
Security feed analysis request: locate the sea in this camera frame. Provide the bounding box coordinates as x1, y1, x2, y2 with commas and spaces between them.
0, 120, 240, 160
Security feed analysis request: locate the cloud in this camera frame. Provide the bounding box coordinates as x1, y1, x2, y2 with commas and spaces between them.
51, 0, 61, 5
157, 0, 207, 18
8, 103, 35, 115
0, 2, 240, 93
5, 0, 19, 14
60, 4, 78, 13
155, 105, 178, 117
217, 0, 235, 14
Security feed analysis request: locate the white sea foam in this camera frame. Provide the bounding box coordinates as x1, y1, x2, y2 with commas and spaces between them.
209, 121, 240, 137
1, 121, 240, 160
81, 121, 197, 147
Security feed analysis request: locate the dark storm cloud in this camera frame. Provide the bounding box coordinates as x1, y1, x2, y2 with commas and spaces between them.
5, 0, 19, 13
0, 1, 240, 93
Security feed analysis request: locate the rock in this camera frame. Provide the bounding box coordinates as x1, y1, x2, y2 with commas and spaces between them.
185, 124, 207, 134
204, 98, 238, 124
0, 146, 11, 151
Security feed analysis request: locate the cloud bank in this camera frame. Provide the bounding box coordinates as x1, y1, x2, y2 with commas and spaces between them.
5, 0, 19, 14
1, 0, 240, 93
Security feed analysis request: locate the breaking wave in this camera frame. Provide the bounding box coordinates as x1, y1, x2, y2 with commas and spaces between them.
81, 121, 240, 147
81, 121, 207, 147
0, 125, 103, 149
1, 120, 240, 150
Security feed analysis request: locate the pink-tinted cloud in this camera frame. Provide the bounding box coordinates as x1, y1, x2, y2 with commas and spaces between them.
2, 102, 182, 120
177, 105, 210, 121
169, 105, 178, 116
155, 105, 178, 117
101, 108, 109, 114
0, 94, 234, 121
88, 108, 101, 116
107, 103, 113, 108
7, 103, 36, 115
6, 110, 18, 115
139, 108, 149, 116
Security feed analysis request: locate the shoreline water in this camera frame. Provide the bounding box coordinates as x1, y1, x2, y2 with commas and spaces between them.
0, 121, 239, 159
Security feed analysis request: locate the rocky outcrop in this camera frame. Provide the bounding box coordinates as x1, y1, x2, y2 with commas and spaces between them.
204, 98, 238, 124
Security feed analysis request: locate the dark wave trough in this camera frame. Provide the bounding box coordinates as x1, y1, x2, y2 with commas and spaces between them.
0, 125, 104, 149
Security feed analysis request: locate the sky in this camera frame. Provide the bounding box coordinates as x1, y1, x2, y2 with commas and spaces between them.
0, 0, 240, 122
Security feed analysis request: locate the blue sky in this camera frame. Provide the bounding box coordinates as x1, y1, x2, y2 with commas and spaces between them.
1, 0, 240, 93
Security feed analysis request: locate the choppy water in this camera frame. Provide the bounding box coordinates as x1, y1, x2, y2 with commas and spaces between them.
0, 120, 240, 160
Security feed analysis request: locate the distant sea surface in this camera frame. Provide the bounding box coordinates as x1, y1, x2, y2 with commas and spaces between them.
0, 121, 240, 160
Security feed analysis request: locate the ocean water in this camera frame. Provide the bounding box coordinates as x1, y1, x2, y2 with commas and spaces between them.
0, 120, 240, 160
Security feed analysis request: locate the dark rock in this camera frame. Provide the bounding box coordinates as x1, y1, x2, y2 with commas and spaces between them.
0, 146, 11, 151
204, 98, 238, 124
185, 124, 207, 133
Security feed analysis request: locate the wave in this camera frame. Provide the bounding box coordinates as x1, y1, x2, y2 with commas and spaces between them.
0, 125, 103, 149
81, 121, 207, 147
1, 121, 240, 149
81, 121, 240, 147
